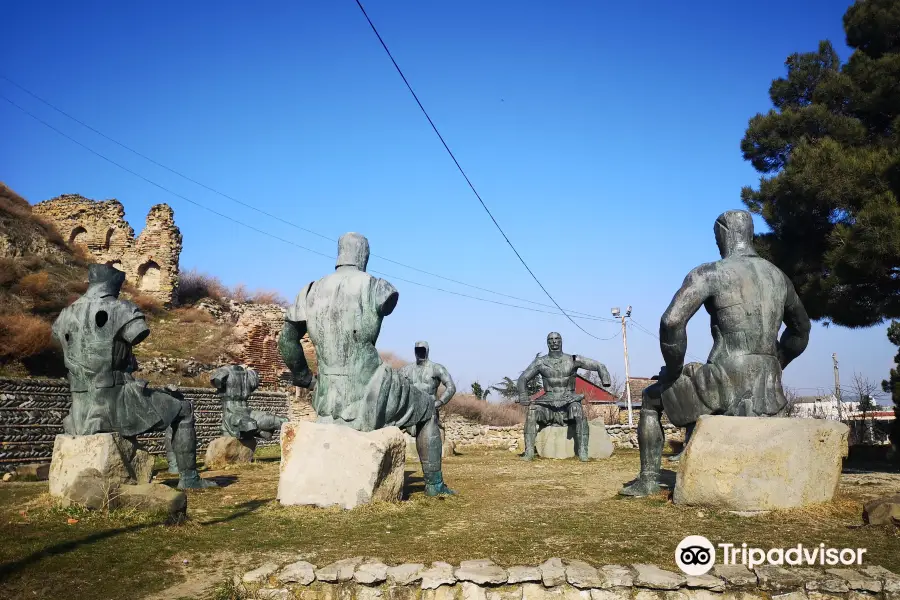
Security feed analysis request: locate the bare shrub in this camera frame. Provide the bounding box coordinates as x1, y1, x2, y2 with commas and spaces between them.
14, 271, 51, 298
443, 394, 525, 426
585, 403, 620, 425
249, 289, 288, 306
177, 269, 228, 304
0, 258, 24, 287
0, 314, 54, 358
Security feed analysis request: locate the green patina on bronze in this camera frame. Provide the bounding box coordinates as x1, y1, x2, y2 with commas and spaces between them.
279, 232, 455, 496
51, 263, 216, 489
620, 209, 812, 497
516, 332, 612, 462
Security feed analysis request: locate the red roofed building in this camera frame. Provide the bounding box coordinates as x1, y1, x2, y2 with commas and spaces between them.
530, 374, 617, 404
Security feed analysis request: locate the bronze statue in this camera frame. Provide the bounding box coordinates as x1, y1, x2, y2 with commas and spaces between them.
399, 341, 456, 461
620, 210, 811, 496
51, 264, 217, 489
210, 364, 288, 439
516, 332, 612, 461
279, 233, 456, 496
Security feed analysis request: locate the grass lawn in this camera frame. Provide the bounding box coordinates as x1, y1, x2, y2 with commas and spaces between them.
0, 448, 897, 600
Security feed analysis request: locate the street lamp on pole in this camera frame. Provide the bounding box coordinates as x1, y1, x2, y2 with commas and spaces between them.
611, 305, 634, 426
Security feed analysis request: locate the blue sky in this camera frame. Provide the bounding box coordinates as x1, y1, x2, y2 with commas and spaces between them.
2, 0, 893, 402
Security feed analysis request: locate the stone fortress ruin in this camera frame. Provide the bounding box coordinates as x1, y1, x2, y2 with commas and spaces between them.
33, 194, 182, 304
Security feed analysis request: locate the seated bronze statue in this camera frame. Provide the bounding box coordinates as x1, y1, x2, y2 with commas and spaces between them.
516, 332, 611, 461
620, 210, 811, 497
51, 264, 217, 489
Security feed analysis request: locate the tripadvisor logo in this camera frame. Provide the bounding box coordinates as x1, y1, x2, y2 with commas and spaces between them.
675, 536, 869, 575
675, 536, 716, 576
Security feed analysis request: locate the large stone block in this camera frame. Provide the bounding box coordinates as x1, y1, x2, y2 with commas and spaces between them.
674, 415, 849, 510
535, 420, 614, 459
205, 436, 257, 469
277, 421, 406, 509
49, 433, 154, 498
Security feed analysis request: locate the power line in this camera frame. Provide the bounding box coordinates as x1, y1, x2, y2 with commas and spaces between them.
1, 92, 623, 328
628, 318, 707, 363
351, 0, 613, 342
0, 73, 618, 324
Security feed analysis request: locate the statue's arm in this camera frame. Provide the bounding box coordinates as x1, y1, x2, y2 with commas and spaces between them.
516, 358, 541, 404
777, 277, 811, 369
574, 356, 612, 387
374, 278, 399, 317
280, 284, 315, 388
210, 366, 229, 392
118, 303, 151, 347
435, 364, 456, 407
659, 265, 712, 380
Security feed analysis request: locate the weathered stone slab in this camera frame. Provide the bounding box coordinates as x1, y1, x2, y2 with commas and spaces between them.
591, 589, 632, 600
685, 574, 725, 591
859, 566, 900, 593
825, 569, 882, 593
277, 560, 316, 585
755, 566, 803, 592
566, 560, 602, 588
488, 589, 524, 600
243, 562, 280, 584
523, 583, 564, 600
317, 557, 364, 582
793, 568, 849, 593
535, 421, 614, 460
770, 592, 805, 600
421, 562, 456, 589
49, 433, 153, 500
508, 566, 543, 584
277, 422, 406, 510
358, 588, 385, 600
257, 589, 292, 600
205, 435, 257, 469
388, 563, 426, 585
673, 415, 849, 510
862, 494, 900, 526
599, 565, 634, 589
456, 560, 508, 585
711, 565, 756, 587
462, 582, 488, 600
540, 558, 567, 587
633, 564, 686, 590
116, 483, 187, 519
356, 561, 390, 585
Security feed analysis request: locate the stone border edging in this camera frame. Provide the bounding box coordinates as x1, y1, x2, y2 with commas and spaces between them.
236, 558, 900, 600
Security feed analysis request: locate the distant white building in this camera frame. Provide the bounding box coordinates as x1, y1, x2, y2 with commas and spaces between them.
790, 394, 860, 420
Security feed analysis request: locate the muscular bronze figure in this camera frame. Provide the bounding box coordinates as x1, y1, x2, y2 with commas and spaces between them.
620, 210, 811, 496
517, 332, 611, 461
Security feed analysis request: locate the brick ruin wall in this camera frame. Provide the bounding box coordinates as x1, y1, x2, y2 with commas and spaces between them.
0, 377, 289, 472
32, 194, 182, 304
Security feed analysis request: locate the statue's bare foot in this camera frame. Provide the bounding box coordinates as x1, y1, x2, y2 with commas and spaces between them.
619, 475, 660, 497
178, 470, 219, 490
666, 452, 683, 463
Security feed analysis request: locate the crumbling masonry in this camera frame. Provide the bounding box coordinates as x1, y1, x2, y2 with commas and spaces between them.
33, 194, 182, 304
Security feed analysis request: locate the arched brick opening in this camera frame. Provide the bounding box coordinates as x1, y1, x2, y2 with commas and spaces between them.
104, 228, 115, 249
69, 226, 88, 246
138, 260, 161, 292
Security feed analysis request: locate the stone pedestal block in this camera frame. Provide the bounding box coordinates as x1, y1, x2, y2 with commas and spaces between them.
205, 436, 257, 469
535, 420, 614, 459
277, 421, 406, 510
674, 415, 849, 510
49, 433, 153, 498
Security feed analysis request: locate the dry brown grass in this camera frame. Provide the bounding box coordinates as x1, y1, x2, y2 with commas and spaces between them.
14, 271, 51, 298
0, 313, 53, 358
1, 450, 897, 600
171, 307, 215, 323
178, 269, 288, 306
444, 393, 526, 426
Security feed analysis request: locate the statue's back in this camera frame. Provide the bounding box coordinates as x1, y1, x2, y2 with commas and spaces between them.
304, 268, 383, 404
707, 255, 792, 360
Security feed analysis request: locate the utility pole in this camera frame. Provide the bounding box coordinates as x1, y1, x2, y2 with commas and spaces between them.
833, 353, 843, 420
612, 305, 634, 426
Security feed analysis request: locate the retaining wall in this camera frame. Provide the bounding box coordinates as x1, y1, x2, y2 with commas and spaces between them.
0, 377, 288, 471
236, 557, 900, 600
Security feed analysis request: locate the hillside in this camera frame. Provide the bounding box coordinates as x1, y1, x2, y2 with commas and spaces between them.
0, 184, 275, 383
